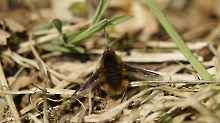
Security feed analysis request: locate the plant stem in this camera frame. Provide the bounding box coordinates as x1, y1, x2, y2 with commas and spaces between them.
145, 0, 214, 80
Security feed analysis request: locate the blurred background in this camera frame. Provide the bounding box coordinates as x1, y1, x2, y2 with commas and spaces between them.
1, 0, 220, 42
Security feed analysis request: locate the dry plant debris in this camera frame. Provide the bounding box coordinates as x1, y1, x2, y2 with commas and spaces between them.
0, 0, 220, 123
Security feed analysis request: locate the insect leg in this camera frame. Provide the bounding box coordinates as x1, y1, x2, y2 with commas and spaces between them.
72, 68, 101, 97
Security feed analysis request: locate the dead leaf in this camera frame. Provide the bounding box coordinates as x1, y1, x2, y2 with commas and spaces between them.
1, 55, 14, 68
0, 29, 10, 45
3, 18, 26, 32
10, 76, 31, 91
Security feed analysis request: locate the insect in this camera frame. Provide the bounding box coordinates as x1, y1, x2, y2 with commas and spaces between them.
72, 31, 163, 99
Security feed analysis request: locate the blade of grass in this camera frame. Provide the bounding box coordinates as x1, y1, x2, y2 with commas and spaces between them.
106, 15, 134, 26
68, 15, 133, 44
68, 19, 108, 44
40, 43, 85, 53
0, 62, 21, 123
145, 0, 214, 80
90, 0, 110, 26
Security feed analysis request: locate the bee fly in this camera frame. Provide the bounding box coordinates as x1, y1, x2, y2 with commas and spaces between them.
72, 30, 163, 99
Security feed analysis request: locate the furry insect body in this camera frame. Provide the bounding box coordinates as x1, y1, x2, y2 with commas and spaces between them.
71, 31, 163, 99
99, 48, 128, 96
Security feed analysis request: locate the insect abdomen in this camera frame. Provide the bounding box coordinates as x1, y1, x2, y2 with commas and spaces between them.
105, 72, 123, 87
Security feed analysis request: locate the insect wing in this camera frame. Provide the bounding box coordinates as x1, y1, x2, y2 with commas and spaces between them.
122, 63, 163, 81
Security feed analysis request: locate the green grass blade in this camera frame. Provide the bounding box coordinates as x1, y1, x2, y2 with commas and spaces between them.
90, 0, 110, 26
106, 15, 134, 26
68, 19, 107, 44
68, 15, 133, 44
145, 0, 214, 80
41, 43, 85, 53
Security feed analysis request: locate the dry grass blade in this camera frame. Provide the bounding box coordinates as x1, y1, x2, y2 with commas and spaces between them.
28, 34, 94, 87
0, 62, 21, 123
122, 52, 187, 62
120, 109, 140, 123
27, 113, 42, 123
147, 41, 207, 50
3, 48, 79, 82
172, 113, 192, 123
70, 88, 151, 122
0, 88, 73, 96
